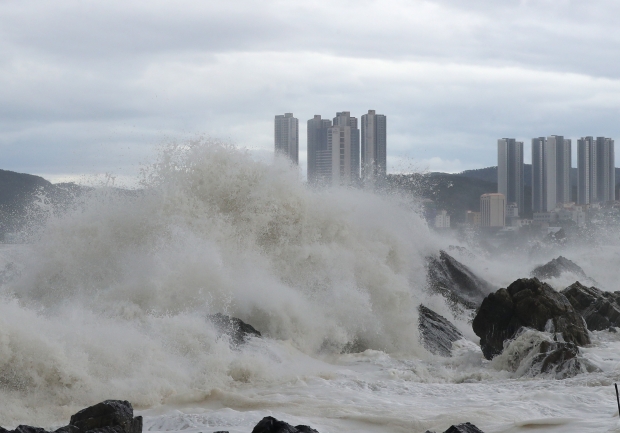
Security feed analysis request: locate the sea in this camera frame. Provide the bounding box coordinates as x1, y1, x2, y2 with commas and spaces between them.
1, 141, 620, 433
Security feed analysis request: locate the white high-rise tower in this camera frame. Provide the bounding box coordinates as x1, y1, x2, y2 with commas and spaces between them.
274, 113, 299, 164
361, 110, 387, 185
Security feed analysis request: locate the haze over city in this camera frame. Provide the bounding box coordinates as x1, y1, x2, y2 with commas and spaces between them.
2, 0, 620, 184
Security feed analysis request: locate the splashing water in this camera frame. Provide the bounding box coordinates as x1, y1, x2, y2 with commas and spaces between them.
3, 140, 620, 433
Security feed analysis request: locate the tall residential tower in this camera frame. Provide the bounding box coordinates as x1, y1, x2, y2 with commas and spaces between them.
497, 138, 524, 215
307, 115, 332, 184
361, 110, 387, 185
578, 136, 615, 204
274, 113, 299, 164
314, 111, 360, 186
531, 135, 571, 212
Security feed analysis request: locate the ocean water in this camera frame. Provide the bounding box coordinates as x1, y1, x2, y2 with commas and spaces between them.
1, 141, 620, 433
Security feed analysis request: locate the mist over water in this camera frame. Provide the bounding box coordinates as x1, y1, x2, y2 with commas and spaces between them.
0, 141, 438, 424
2, 140, 620, 433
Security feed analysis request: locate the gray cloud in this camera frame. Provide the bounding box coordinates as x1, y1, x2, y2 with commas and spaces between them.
1, 0, 620, 181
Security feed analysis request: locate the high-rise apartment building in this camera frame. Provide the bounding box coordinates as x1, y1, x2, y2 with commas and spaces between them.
497, 138, 524, 215
315, 111, 360, 186
532, 137, 545, 212
596, 137, 615, 203
577, 136, 595, 205
307, 115, 332, 184
531, 135, 571, 212
274, 113, 299, 164
361, 110, 387, 185
480, 193, 505, 227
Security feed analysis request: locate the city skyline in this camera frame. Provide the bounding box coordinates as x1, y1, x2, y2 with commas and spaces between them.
2, 1, 620, 184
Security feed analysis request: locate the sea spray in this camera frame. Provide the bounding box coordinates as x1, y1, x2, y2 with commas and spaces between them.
0, 140, 440, 426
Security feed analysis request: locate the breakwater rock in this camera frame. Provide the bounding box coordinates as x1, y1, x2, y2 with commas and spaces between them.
561, 282, 620, 331
426, 250, 494, 311
0, 401, 142, 433
418, 304, 463, 357
473, 278, 590, 360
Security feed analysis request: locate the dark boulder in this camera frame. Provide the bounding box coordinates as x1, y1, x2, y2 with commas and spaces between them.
425, 423, 485, 433
426, 250, 494, 310
69, 400, 141, 433
530, 256, 589, 281
251, 417, 318, 433
0, 401, 141, 433
444, 423, 485, 433
472, 278, 590, 360
561, 282, 620, 331
208, 313, 262, 346
418, 305, 463, 357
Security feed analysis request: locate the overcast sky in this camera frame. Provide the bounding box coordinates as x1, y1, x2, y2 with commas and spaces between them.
2, 0, 620, 184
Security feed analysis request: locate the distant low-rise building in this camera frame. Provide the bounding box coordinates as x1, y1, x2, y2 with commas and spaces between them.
465, 210, 481, 226
533, 212, 558, 224
435, 210, 450, 228
481, 193, 505, 227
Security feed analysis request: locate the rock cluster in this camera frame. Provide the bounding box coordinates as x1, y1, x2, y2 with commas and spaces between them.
561, 282, 620, 331
472, 278, 590, 360
0, 401, 142, 433
418, 305, 463, 357
426, 250, 494, 310
425, 422, 485, 433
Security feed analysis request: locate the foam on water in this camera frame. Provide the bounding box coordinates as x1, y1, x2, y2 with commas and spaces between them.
2, 140, 620, 432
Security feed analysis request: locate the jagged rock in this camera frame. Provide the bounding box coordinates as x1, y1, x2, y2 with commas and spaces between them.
418, 305, 463, 357
251, 417, 318, 433
425, 423, 485, 433
0, 401, 141, 433
208, 313, 261, 346
530, 256, 588, 280
472, 278, 590, 360
561, 282, 620, 331
426, 250, 494, 310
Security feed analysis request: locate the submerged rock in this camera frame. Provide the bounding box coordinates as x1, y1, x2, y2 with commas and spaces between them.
0, 401, 142, 433
472, 278, 590, 360
418, 305, 463, 357
251, 417, 318, 433
426, 250, 494, 310
561, 282, 620, 331
425, 422, 485, 433
493, 328, 599, 379
530, 256, 590, 281
208, 313, 262, 346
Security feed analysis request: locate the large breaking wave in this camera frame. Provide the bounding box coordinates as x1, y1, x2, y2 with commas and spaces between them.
0, 141, 442, 426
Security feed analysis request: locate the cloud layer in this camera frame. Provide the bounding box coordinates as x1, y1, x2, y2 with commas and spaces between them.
1, 0, 620, 182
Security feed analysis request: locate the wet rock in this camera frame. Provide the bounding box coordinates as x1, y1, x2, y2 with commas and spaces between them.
251, 417, 318, 433
0, 401, 141, 433
208, 313, 262, 346
494, 328, 599, 379
69, 400, 142, 433
561, 282, 620, 331
444, 423, 485, 433
530, 256, 590, 281
426, 250, 494, 310
418, 305, 463, 357
472, 278, 590, 360
425, 423, 485, 433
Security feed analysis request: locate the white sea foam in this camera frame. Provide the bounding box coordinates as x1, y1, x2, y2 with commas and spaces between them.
1, 140, 620, 432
